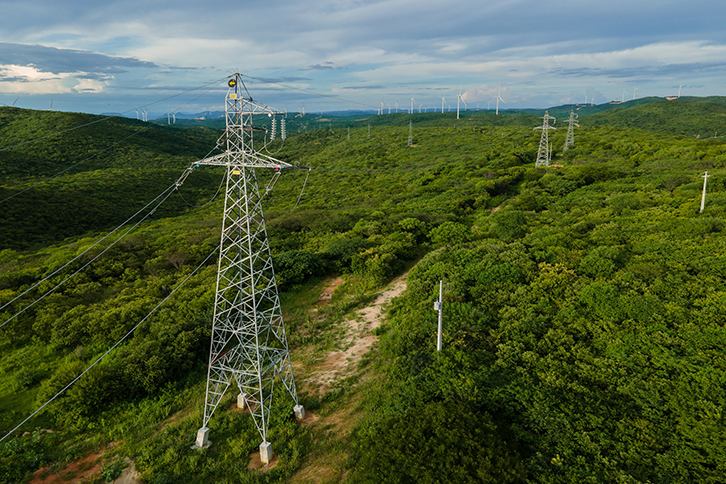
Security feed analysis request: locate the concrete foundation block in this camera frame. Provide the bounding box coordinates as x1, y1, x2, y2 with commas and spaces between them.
294, 404, 305, 420
194, 427, 209, 449
237, 393, 246, 410
260, 441, 273, 464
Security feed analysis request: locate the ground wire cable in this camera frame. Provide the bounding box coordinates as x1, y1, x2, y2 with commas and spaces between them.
0, 83, 221, 204
0, 183, 179, 331
0, 246, 219, 443
0, 124, 155, 205
240, 74, 378, 110
0, 76, 228, 153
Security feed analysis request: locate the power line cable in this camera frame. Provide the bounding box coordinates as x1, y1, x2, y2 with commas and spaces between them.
241, 74, 378, 109
0, 83, 221, 204
0, 246, 219, 443
0, 183, 178, 331
175, 170, 226, 209
291, 168, 311, 210
0, 76, 228, 153
0, 125, 154, 204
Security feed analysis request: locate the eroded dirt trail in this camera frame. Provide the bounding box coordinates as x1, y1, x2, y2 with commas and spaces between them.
290, 273, 408, 484
306, 273, 407, 395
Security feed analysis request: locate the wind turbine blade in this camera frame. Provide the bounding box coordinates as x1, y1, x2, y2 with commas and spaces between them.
12, 97, 18, 106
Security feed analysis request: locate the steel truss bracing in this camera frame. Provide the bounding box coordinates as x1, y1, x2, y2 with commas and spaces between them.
562, 110, 578, 152
195, 74, 301, 453
534, 111, 557, 168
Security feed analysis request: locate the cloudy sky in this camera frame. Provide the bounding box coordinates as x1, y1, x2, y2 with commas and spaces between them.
0, 0, 724, 115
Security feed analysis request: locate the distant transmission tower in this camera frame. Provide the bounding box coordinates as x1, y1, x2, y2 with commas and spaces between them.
562, 110, 578, 152
194, 74, 304, 464
534, 111, 556, 168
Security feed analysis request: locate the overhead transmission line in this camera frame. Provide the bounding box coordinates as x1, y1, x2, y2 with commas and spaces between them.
0, 182, 181, 332
240, 74, 378, 110
0, 157, 210, 331
0, 125, 154, 204
0, 246, 219, 444
0, 81, 223, 204
0, 76, 228, 153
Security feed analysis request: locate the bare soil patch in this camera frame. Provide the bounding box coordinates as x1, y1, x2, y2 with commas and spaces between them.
30, 449, 105, 484
247, 451, 280, 471
305, 273, 407, 396
113, 459, 142, 484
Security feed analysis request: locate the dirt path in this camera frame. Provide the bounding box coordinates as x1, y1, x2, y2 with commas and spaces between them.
290, 273, 408, 483
306, 273, 407, 396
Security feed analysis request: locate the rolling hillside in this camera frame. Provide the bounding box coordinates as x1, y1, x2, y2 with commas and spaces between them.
1, 105, 726, 483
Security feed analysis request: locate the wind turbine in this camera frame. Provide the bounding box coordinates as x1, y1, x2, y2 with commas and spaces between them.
678, 84, 683, 98
419, 104, 422, 113
410, 97, 415, 114
495, 87, 505, 115
633, 87, 638, 100
441, 96, 445, 113
456, 85, 466, 119
395, 101, 398, 113
622, 91, 626, 103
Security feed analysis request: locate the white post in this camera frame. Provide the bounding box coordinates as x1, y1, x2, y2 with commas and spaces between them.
436, 280, 443, 351
701, 171, 710, 213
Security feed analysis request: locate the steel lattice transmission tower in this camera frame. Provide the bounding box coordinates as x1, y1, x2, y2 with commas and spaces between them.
194, 74, 304, 463
534, 111, 557, 168
562, 110, 578, 152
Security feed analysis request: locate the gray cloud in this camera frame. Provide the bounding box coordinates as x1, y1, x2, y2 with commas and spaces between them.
550, 61, 726, 79
0, 42, 156, 74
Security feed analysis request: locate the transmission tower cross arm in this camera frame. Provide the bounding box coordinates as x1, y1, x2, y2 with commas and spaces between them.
195, 150, 294, 170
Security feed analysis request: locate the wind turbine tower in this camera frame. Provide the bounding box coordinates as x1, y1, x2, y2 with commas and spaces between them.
193, 74, 304, 464
495, 87, 505, 115
456, 86, 467, 120
562, 110, 579, 152
633, 87, 638, 100
441, 97, 445, 114
534, 111, 557, 168
410, 97, 415, 114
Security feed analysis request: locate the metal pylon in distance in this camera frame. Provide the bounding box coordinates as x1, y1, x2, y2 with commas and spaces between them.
193, 73, 304, 463
534, 111, 556, 168
562, 110, 579, 152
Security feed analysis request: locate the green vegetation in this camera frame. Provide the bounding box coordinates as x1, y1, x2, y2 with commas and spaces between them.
1, 101, 726, 483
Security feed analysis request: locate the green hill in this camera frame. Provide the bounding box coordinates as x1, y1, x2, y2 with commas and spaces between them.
580, 97, 726, 137
0, 107, 224, 249
1, 107, 726, 483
